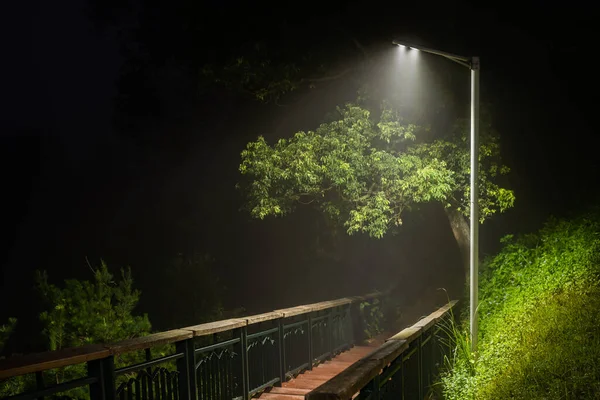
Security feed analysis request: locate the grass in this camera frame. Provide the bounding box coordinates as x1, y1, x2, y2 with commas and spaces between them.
440, 212, 600, 399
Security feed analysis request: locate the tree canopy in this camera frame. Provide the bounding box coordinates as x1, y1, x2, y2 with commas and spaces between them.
35, 262, 151, 351
239, 102, 514, 240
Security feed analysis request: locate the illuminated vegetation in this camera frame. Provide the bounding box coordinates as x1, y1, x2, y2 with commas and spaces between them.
239, 101, 514, 274
441, 212, 600, 399
1, 263, 154, 399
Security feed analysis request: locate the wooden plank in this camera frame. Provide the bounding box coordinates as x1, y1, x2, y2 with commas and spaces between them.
337, 297, 357, 305
284, 379, 325, 389
304, 366, 348, 375
305, 359, 381, 400
412, 314, 438, 331
361, 291, 383, 300
293, 377, 330, 383
364, 339, 408, 366
320, 361, 353, 368
305, 366, 350, 375
347, 295, 365, 303
305, 367, 349, 375
182, 318, 247, 336
0, 344, 109, 380
273, 305, 314, 318
269, 387, 311, 395
246, 311, 284, 325
304, 374, 341, 381
331, 357, 363, 363
106, 329, 192, 355
258, 393, 305, 399
387, 326, 422, 344
310, 298, 351, 312
432, 300, 458, 319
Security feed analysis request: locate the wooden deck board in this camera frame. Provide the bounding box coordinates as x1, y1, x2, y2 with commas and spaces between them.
256, 341, 382, 399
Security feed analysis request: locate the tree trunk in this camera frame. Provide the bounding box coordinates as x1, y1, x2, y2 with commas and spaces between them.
444, 206, 470, 279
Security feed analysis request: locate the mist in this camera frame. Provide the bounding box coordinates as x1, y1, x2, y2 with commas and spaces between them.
1, 0, 598, 358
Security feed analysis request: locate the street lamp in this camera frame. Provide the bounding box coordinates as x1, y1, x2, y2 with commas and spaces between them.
392, 39, 480, 351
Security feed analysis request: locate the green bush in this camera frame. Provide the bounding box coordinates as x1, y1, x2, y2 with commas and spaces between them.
441, 213, 600, 399
360, 298, 385, 339
1, 262, 155, 400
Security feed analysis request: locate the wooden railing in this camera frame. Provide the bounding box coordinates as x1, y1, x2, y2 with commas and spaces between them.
305, 300, 458, 400
0, 293, 385, 400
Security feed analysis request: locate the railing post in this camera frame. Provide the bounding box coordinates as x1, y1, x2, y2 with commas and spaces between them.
88, 356, 116, 400
277, 318, 286, 385
327, 310, 333, 359
418, 336, 423, 400
176, 338, 197, 400
239, 327, 250, 400
307, 314, 313, 370
363, 374, 380, 400
400, 355, 405, 400
35, 371, 44, 400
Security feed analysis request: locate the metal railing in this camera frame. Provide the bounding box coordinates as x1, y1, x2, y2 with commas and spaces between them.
305, 300, 458, 400
0, 293, 384, 400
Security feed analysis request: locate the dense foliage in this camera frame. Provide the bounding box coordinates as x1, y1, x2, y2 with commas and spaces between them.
441, 212, 600, 399
36, 262, 152, 350
0, 262, 153, 399
239, 102, 514, 239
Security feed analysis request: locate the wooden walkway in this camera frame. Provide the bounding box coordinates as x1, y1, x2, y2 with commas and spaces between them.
256, 339, 385, 400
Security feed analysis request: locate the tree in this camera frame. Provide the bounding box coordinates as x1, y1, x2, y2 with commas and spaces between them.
34, 261, 152, 397
0, 318, 32, 398
238, 102, 514, 276
36, 261, 152, 351
1, 262, 153, 399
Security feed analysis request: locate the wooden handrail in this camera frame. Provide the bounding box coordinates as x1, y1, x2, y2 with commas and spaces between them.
0, 292, 385, 380
305, 300, 458, 400
0, 345, 110, 381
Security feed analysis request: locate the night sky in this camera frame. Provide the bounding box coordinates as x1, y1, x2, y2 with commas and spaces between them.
1, 1, 598, 353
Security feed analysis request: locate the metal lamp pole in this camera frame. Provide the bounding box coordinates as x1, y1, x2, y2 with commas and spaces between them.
392, 40, 480, 351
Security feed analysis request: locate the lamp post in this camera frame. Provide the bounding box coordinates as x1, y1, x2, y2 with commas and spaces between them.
392, 40, 480, 351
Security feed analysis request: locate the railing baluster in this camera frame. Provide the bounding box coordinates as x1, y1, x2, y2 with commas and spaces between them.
226, 349, 232, 399
89, 356, 116, 400
238, 327, 249, 400
166, 371, 172, 400
201, 359, 207, 400
135, 377, 141, 400
277, 319, 286, 385
175, 339, 195, 400
160, 369, 167, 400
366, 373, 381, 400
154, 367, 160, 400
327, 310, 333, 360
35, 371, 45, 400
418, 336, 423, 400
307, 314, 313, 370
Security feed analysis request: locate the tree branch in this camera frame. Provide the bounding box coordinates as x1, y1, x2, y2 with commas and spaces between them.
356, 182, 378, 201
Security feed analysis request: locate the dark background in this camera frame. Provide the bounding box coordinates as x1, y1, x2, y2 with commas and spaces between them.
1, 1, 598, 352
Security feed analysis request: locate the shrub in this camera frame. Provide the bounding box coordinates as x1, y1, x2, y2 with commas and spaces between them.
441, 213, 600, 399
